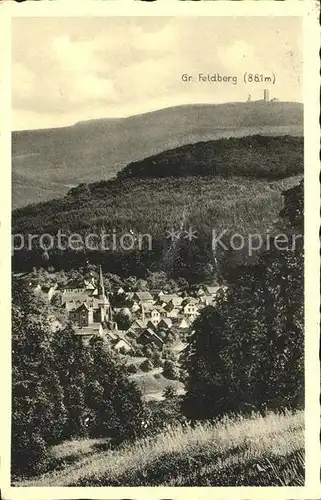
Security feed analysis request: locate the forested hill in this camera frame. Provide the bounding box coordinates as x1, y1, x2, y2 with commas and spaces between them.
12, 134, 303, 280
12, 101, 303, 207
118, 135, 303, 180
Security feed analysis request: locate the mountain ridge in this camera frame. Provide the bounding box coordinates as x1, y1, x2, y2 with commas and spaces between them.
12, 101, 303, 208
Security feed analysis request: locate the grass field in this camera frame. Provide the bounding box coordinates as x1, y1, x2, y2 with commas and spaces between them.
14, 409, 304, 487
129, 371, 185, 401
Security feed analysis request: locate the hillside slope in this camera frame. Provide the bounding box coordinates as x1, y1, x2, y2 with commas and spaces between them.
12, 134, 303, 277
14, 410, 304, 487
119, 135, 303, 180
12, 101, 303, 207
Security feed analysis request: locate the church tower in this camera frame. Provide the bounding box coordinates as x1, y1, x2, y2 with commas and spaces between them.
97, 265, 109, 323
98, 265, 105, 299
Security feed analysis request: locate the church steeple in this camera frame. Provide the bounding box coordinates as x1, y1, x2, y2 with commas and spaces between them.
98, 265, 105, 299
96, 265, 109, 323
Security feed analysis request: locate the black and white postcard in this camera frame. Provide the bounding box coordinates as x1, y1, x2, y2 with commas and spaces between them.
0, 2, 319, 499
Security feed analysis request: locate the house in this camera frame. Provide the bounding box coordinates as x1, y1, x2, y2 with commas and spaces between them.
104, 330, 119, 342
113, 338, 132, 353
69, 302, 94, 326
149, 310, 161, 327
200, 295, 215, 306
138, 328, 164, 349
202, 285, 221, 296
177, 318, 190, 329
103, 328, 133, 352
131, 301, 141, 313
42, 283, 58, 303
196, 287, 205, 297
156, 294, 181, 307
84, 279, 96, 293
135, 279, 148, 290
130, 319, 147, 331
165, 297, 184, 310
62, 292, 89, 306
73, 322, 104, 345
66, 266, 111, 325
147, 307, 167, 326
158, 318, 173, 330
133, 291, 154, 304
166, 308, 180, 319
181, 301, 198, 317
146, 320, 157, 331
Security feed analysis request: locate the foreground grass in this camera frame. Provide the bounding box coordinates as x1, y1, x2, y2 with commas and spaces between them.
14, 410, 304, 487
129, 371, 185, 400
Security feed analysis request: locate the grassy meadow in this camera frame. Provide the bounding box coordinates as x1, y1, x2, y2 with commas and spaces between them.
14, 409, 304, 487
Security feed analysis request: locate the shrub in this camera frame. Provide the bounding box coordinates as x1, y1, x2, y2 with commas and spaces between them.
163, 384, 177, 399
135, 348, 144, 357
127, 363, 138, 374
140, 359, 154, 372
182, 181, 304, 420
163, 360, 180, 380
152, 351, 164, 368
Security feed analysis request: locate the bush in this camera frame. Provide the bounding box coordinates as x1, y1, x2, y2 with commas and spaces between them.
11, 281, 147, 478
140, 359, 154, 372
127, 363, 138, 374
143, 346, 154, 358
11, 432, 50, 477
163, 384, 177, 399
182, 182, 304, 420
163, 360, 180, 380
163, 350, 177, 362
135, 348, 144, 357
152, 351, 164, 368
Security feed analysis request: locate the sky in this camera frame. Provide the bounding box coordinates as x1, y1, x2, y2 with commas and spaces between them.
12, 17, 303, 131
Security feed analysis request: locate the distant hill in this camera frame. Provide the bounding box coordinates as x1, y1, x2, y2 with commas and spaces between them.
119, 135, 303, 180
12, 101, 303, 208
12, 134, 303, 279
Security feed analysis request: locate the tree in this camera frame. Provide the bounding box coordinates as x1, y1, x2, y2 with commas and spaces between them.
127, 363, 138, 374
51, 325, 89, 438
11, 279, 147, 478
114, 309, 132, 330
181, 181, 304, 419
85, 337, 146, 439
140, 359, 153, 372
12, 280, 67, 475
146, 271, 168, 291
181, 304, 232, 419
163, 360, 180, 380
163, 384, 177, 399
152, 351, 164, 368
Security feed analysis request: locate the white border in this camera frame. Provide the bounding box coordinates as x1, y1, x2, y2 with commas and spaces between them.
1, 1, 320, 499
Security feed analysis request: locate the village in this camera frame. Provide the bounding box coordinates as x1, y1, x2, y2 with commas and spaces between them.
31, 266, 226, 396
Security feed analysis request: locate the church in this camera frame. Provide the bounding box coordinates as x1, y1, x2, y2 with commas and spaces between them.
64, 266, 112, 328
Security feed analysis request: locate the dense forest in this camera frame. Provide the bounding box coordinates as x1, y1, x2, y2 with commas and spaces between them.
12, 135, 303, 282
118, 135, 303, 180
12, 181, 304, 483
